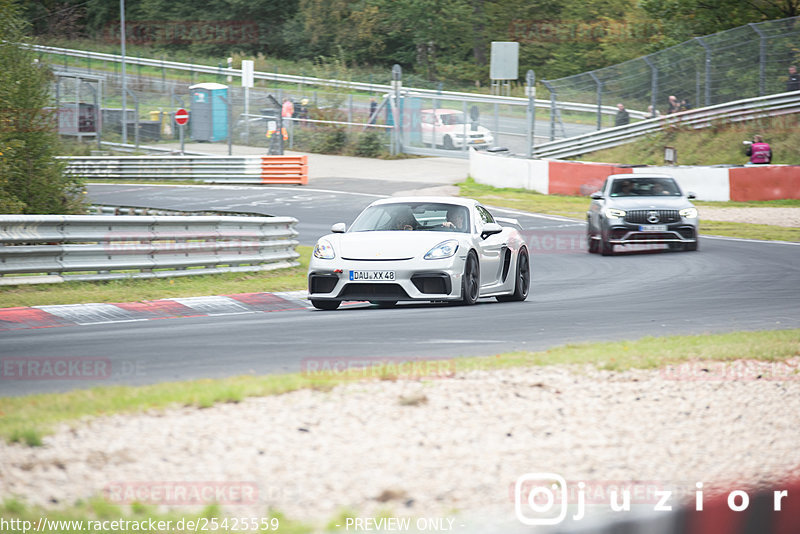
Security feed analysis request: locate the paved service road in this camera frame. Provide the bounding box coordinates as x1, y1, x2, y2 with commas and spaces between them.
2, 181, 798, 396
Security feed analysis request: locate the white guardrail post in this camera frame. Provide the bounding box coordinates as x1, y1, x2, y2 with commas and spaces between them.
0, 215, 299, 285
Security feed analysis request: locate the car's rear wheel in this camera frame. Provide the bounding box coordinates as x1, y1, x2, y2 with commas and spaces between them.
311, 299, 340, 310
443, 135, 455, 150
497, 248, 530, 302
371, 301, 397, 308
461, 251, 480, 305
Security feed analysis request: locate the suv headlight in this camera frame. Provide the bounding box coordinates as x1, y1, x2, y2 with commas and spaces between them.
603, 208, 626, 219
424, 240, 458, 260
313, 239, 335, 259
680, 207, 698, 219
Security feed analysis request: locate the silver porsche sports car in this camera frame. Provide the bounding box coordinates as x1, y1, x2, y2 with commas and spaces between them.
307, 197, 530, 310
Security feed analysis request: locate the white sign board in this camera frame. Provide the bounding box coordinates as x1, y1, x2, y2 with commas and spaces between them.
242, 60, 254, 88
490, 42, 519, 81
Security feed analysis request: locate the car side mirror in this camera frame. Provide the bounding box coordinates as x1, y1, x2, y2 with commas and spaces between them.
481, 222, 503, 239
687, 192, 696, 199
590, 192, 604, 200
331, 222, 346, 233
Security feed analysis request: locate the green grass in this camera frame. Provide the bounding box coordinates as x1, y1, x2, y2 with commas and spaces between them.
581, 115, 800, 166
1, 329, 797, 446
699, 221, 800, 242
0, 247, 310, 308
459, 177, 590, 219
458, 177, 800, 242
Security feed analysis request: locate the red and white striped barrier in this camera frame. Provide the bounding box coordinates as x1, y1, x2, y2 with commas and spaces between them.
470, 150, 800, 201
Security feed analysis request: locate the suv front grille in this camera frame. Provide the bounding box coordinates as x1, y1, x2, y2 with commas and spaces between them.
625, 210, 680, 224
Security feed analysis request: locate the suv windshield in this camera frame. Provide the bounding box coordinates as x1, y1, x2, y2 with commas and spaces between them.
609, 177, 682, 197
349, 203, 470, 233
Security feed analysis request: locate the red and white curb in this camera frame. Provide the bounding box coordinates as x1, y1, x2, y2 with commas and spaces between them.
0, 291, 313, 331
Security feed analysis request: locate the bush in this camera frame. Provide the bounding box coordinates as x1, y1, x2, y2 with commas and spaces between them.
351, 130, 385, 158
309, 127, 347, 154
0, 0, 85, 214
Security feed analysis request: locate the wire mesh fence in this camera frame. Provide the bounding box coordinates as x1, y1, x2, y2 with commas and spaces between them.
542, 16, 800, 121
42, 15, 800, 158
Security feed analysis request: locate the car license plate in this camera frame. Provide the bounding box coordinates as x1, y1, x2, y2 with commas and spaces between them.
639, 225, 667, 232
349, 270, 395, 281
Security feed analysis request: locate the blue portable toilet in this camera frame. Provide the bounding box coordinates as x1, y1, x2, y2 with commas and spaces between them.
189, 82, 228, 142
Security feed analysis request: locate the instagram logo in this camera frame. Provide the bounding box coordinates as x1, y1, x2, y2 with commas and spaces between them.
514, 473, 568, 525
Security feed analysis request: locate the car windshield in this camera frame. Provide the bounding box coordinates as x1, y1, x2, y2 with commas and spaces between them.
349, 203, 470, 233
609, 177, 682, 197
440, 113, 466, 125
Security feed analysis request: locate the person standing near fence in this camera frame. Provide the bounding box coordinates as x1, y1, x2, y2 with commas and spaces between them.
745, 135, 772, 164
666, 95, 681, 115
787, 66, 800, 92
614, 103, 630, 126
281, 98, 294, 119
368, 98, 378, 124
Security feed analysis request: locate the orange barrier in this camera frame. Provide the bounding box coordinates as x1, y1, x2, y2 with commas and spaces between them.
728, 166, 800, 201
260, 155, 308, 185
548, 161, 633, 196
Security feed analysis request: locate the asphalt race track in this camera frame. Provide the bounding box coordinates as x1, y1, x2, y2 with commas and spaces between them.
1, 182, 798, 397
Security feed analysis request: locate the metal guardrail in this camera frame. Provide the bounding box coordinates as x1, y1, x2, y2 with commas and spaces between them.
61, 155, 309, 184
29, 44, 649, 118
532, 90, 800, 159
89, 204, 268, 217
0, 215, 299, 284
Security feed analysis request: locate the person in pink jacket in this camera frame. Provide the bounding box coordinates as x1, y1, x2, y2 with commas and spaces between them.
745, 135, 772, 164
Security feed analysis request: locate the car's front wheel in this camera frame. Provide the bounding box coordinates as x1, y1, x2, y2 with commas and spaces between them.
600, 237, 615, 256
443, 135, 455, 150
460, 252, 480, 305
587, 225, 599, 253
311, 299, 340, 310
497, 248, 530, 302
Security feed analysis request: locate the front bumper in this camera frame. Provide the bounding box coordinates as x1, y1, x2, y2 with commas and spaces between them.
603, 219, 698, 245
452, 136, 493, 148
308, 257, 464, 302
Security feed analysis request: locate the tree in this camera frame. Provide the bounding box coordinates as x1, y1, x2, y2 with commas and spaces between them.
0, 0, 84, 214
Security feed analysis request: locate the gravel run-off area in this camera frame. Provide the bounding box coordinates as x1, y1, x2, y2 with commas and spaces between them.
698, 207, 800, 227
2, 361, 800, 530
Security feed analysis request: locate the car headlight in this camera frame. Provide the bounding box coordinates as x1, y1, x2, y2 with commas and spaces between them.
424, 240, 459, 260
604, 208, 626, 219
680, 207, 698, 219
313, 239, 335, 259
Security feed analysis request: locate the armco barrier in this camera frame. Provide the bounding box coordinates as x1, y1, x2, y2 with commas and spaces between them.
62, 155, 308, 185
470, 150, 800, 202
0, 215, 299, 285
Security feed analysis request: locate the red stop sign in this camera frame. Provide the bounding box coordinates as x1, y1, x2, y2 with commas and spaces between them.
175, 108, 189, 125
